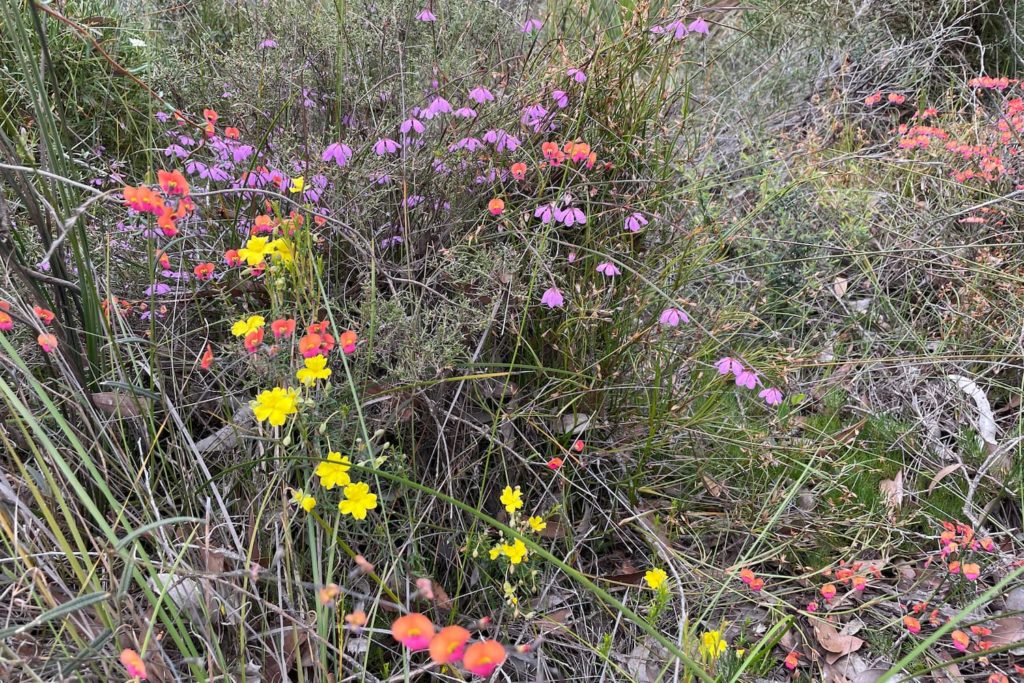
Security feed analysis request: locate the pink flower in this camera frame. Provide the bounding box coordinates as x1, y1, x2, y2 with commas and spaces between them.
400, 117, 425, 136
416, 8, 436, 22
625, 212, 649, 232
453, 107, 477, 118
567, 252, 577, 263
759, 387, 783, 406
322, 142, 353, 167
541, 287, 564, 308
688, 18, 709, 34
596, 262, 620, 277
552, 90, 569, 108
567, 68, 587, 83
469, 86, 494, 104
715, 357, 743, 376
652, 20, 688, 40
534, 203, 554, 224
424, 96, 452, 118
554, 206, 586, 226
659, 308, 688, 327
373, 138, 401, 155
735, 369, 758, 389
521, 18, 543, 33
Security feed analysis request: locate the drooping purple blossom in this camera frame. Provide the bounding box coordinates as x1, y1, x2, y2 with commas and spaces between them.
688, 18, 709, 35
552, 90, 569, 109
482, 129, 520, 152
453, 107, 477, 118
164, 144, 188, 159
554, 206, 586, 227
659, 308, 689, 327
322, 142, 353, 167
259, 38, 278, 48
534, 204, 554, 224
423, 96, 452, 119
759, 387, 783, 406
144, 283, 172, 297
541, 287, 565, 308
373, 138, 402, 156
735, 369, 758, 390
596, 262, 620, 277
400, 117, 426, 136
449, 137, 483, 152
416, 8, 436, 22
625, 212, 649, 232
715, 357, 744, 376
521, 18, 543, 33
469, 86, 494, 104
567, 68, 587, 83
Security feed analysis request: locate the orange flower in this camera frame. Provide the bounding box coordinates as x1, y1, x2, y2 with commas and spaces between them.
391, 613, 434, 651
541, 141, 560, 159
124, 185, 165, 215
200, 344, 214, 370
738, 568, 755, 585
783, 651, 800, 670
546, 457, 563, 470
157, 169, 189, 197
948, 560, 961, 575
119, 648, 147, 680
851, 575, 867, 591
252, 214, 275, 234
203, 108, 218, 123
224, 249, 242, 267
510, 162, 527, 180
225, 127, 240, 139
37, 333, 58, 353
903, 615, 921, 634
244, 327, 264, 353
962, 563, 980, 580
33, 306, 55, 325
299, 322, 335, 357
820, 583, 837, 601
271, 319, 296, 339
345, 610, 368, 630
319, 583, 340, 605
193, 262, 215, 280
154, 250, 171, 270
463, 640, 506, 677
429, 625, 471, 664
0, 310, 12, 331
340, 330, 357, 354
951, 630, 970, 652
488, 198, 505, 216
749, 577, 765, 591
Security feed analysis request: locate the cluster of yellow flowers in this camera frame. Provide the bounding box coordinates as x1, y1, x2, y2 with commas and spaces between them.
487, 485, 548, 566
237, 235, 294, 267
291, 451, 378, 520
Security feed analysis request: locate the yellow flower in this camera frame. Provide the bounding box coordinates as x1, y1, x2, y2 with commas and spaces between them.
315, 451, 351, 490
231, 315, 265, 337
501, 539, 528, 565
488, 545, 503, 560
500, 485, 523, 514
252, 387, 299, 427
289, 176, 305, 193
527, 516, 547, 532
291, 488, 316, 512
269, 238, 294, 265
338, 481, 377, 520
296, 354, 332, 386
699, 631, 727, 661
238, 237, 273, 266
644, 568, 668, 590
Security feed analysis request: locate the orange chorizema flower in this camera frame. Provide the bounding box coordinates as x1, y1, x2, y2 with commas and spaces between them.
37, 333, 58, 353
225, 126, 240, 140
157, 169, 190, 197
487, 197, 505, 216
951, 630, 970, 652
200, 344, 214, 370
851, 575, 867, 591
271, 319, 296, 339
0, 310, 12, 331
345, 610, 368, 630
820, 583, 837, 601
391, 613, 435, 651
244, 327, 264, 353
546, 457, 563, 470
783, 651, 800, 670
903, 615, 921, 634
224, 249, 242, 267
429, 625, 471, 664
510, 162, 527, 180
738, 568, 755, 585
340, 330, 357, 354
299, 321, 335, 358
33, 306, 55, 325
318, 583, 340, 605
462, 640, 506, 677
119, 648, 147, 680
193, 262, 215, 280
124, 185, 165, 215
962, 563, 980, 580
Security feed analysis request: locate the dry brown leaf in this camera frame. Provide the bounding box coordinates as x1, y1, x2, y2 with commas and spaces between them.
813, 620, 865, 661
91, 391, 148, 418
931, 651, 964, 683
701, 473, 724, 498
926, 463, 962, 495
833, 277, 849, 298
988, 616, 1024, 655
879, 470, 904, 510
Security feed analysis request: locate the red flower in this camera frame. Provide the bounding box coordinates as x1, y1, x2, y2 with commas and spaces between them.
193, 263, 215, 280
33, 306, 55, 325
200, 344, 214, 370
271, 319, 296, 339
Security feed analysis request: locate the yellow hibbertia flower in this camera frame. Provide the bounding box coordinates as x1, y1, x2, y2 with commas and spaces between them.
238, 237, 273, 266
698, 631, 727, 661
527, 516, 547, 532
315, 451, 350, 489
297, 355, 331, 386
500, 485, 523, 514
338, 482, 377, 520
645, 567, 668, 590
289, 176, 305, 193
268, 237, 294, 265
291, 488, 316, 512
231, 315, 265, 337
252, 387, 299, 427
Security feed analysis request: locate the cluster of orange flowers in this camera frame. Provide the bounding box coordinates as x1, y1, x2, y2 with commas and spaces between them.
123, 170, 195, 237
390, 613, 506, 677
0, 300, 59, 353
540, 139, 597, 168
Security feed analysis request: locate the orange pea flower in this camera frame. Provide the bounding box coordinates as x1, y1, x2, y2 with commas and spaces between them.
903, 616, 921, 634
546, 457, 563, 470
225, 249, 242, 267
429, 625, 471, 664
225, 127, 240, 140
193, 262, 215, 280
345, 610, 368, 630
951, 630, 970, 652
391, 613, 434, 651
271, 319, 296, 339
33, 306, 55, 325
157, 169, 189, 197
203, 108, 218, 123
340, 330, 357, 354
749, 577, 765, 591
510, 162, 527, 180
851, 575, 867, 591
0, 310, 11, 331
119, 648, 147, 680
738, 568, 755, 585
962, 563, 980, 581
463, 640, 506, 677
244, 327, 264, 353
488, 198, 505, 216
37, 333, 58, 353
783, 651, 800, 670
200, 344, 214, 370
820, 583, 837, 601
